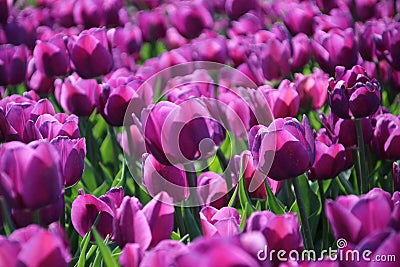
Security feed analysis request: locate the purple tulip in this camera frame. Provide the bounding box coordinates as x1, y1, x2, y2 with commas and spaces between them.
354, 0, 378, 21
357, 19, 386, 62
26, 57, 57, 94
371, 113, 400, 160
308, 129, 346, 180
142, 153, 189, 202
250, 116, 315, 180
328, 65, 381, 119
393, 162, 400, 192
114, 196, 152, 249
281, 1, 317, 36
49, 0, 75, 27
55, 73, 99, 116
259, 38, 291, 81
165, 27, 188, 50
313, 8, 353, 32
312, 28, 358, 75
50, 136, 86, 187
291, 33, 311, 71
380, 24, 400, 71
225, 0, 258, 20
33, 34, 70, 78
191, 36, 228, 64
197, 172, 228, 208
68, 28, 113, 79
119, 243, 144, 267
325, 188, 395, 245
169, 2, 213, 39
4, 9, 38, 49
142, 100, 225, 165
140, 240, 189, 267
228, 13, 263, 37
73, 0, 103, 28
142, 192, 174, 248
175, 237, 259, 267
294, 68, 329, 110
200, 206, 241, 238
0, 0, 11, 25
131, 0, 161, 9
0, 44, 28, 86
246, 211, 303, 265
260, 80, 300, 119
71, 191, 114, 239
136, 10, 167, 42
119, 124, 146, 161
35, 113, 80, 140
108, 24, 142, 56
3, 223, 71, 266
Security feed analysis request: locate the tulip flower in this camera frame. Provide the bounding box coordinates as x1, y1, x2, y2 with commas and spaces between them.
0, 0, 11, 25
131, 0, 161, 9
142, 153, 189, 202
371, 113, 400, 160
314, 8, 353, 32
35, 113, 80, 140
197, 172, 228, 208
119, 243, 144, 267
191, 36, 228, 64
169, 2, 213, 39
250, 115, 315, 180
225, 0, 258, 20
33, 34, 70, 78
165, 27, 188, 50
295, 68, 329, 110
0, 44, 27, 86
332, 117, 373, 148
328, 65, 381, 119
291, 33, 311, 71
325, 188, 396, 245
136, 10, 167, 42
246, 211, 303, 265
260, 80, 300, 119
139, 240, 189, 267
258, 38, 291, 81
200, 206, 241, 238
379, 24, 400, 71
357, 20, 386, 62
308, 129, 346, 180
119, 124, 146, 161
68, 28, 113, 79
107, 24, 142, 56
26, 57, 57, 94
281, 1, 316, 36
312, 28, 358, 75
50, 136, 86, 187
55, 73, 98, 116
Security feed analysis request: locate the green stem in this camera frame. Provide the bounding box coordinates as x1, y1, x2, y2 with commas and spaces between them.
185, 169, 201, 227
216, 148, 228, 171
318, 180, 328, 250
108, 126, 121, 175
293, 177, 314, 251
174, 206, 187, 237
355, 119, 368, 194
337, 173, 355, 195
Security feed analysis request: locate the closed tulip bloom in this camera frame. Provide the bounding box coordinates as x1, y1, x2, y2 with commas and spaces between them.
50, 136, 86, 187
225, 0, 258, 20
295, 68, 329, 110
282, 1, 316, 36
246, 211, 303, 265
142, 153, 189, 202
250, 115, 315, 180
142, 192, 174, 248
26, 57, 56, 94
259, 38, 291, 81
136, 10, 167, 42
114, 196, 152, 249
55, 73, 98, 116
119, 243, 144, 267
200, 206, 241, 238
312, 28, 358, 75
308, 129, 346, 180
0, 0, 10, 25
381, 25, 400, 71
0, 44, 28, 86
191, 36, 228, 64
71, 191, 114, 239
68, 28, 113, 79
328, 65, 381, 119
140, 240, 189, 267
33, 34, 70, 78
325, 188, 395, 245
35, 113, 80, 140
107, 24, 142, 56
314, 8, 354, 32
291, 33, 311, 71
169, 2, 213, 39
260, 80, 300, 118
197, 172, 228, 208
357, 20, 386, 61
371, 113, 400, 160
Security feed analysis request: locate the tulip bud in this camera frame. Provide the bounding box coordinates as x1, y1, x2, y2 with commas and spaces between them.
225, 0, 258, 20
200, 206, 241, 238
197, 172, 228, 208
119, 243, 144, 267
140, 240, 188, 267
371, 113, 400, 160
0, 44, 28, 86
136, 10, 167, 42
294, 68, 329, 110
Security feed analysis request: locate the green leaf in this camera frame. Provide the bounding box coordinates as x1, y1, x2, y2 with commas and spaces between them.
100, 135, 114, 166
77, 232, 91, 267
183, 207, 202, 239
265, 179, 286, 214
92, 229, 119, 267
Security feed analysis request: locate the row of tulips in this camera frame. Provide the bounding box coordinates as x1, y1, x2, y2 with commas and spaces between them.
1, 0, 400, 266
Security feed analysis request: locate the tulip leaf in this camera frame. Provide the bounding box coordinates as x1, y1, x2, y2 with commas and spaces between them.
77, 232, 91, 267
100, 135, 114, 166
265, 178, 286, 215
228, 185, 239, 207
92, 229, 119, 267
183, 207, 202, 239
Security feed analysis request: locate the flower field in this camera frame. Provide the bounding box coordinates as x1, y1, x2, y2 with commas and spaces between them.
1, 0, 400, 266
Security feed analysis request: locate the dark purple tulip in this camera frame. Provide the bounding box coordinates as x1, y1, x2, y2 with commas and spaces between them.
197, 172, 228, 208
0, 44, 27, 86
353, 0, 377, 21
142, 153, 189, 202
246, 211, 303, 265
175, 237, 259, 267
114, 196, 152, 249
227, 36, 250, 67
291, 33, 311, 71
225, 0, 258, 20
313, 8, 353, 32
312, 28, 358, 75
381, 24, 400, 71
73, 0, 122, 28
281, 1, 317, 36
191, 36, 228, 64
260, 80, 300, 118
169, 2, 213, 39
228, 12, 263, 37
136, 10, 167, 42
250, 115, 315, 180
50, 0, 75, 27
33, 34, 70, 78
108, 24, 142, 56
142, 192, 174, 248
328, 65, 381, 119
119, 243, 144, 267
35, 113, 80, 140
68, 28, 113, 79
357, 20, 386, 62
55, 73, 99, 116
295, 68, 329, 110
71, 192, 114, 239
336, 117, 373, 148
50, 136, 86, 187
6, 223, 71, 267
308, 129, 346, 180
0, 0, 11, 25
4, 10, 38, 49
26, 57, 56, 94
393, 162, 400, 192
259, 38, 291, 81
325, 188, 394, 245
200, 206, 241, 238
140, 240, 189, 267
371, 113, 400, 160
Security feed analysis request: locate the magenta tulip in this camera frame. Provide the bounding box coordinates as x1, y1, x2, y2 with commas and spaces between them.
294, 68, 329, 110
197, 172, 228, 208
0, 44, 27, 86
200, 206, 241, 238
